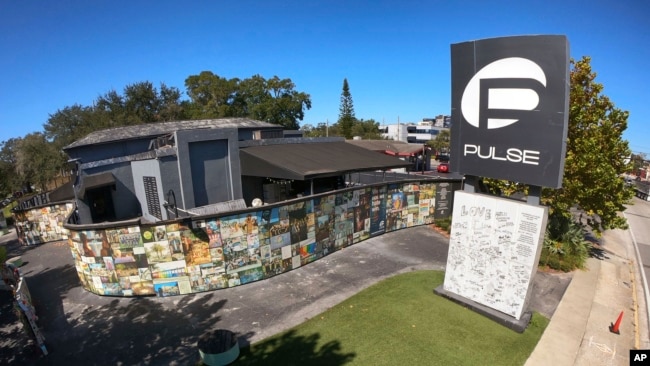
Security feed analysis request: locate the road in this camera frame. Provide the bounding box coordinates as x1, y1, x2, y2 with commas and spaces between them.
626, 198, 650, 283
625, 197, 650, 332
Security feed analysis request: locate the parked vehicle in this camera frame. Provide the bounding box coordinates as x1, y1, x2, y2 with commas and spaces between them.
437, 162, 449, 173
436, 154, 450, 162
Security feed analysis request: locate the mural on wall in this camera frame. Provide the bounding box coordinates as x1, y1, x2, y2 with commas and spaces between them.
67, 181, 443, 297
369, 185, 387, 237
15, 203, 75, 245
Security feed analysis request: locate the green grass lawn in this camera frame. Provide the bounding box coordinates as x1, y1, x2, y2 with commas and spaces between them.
233, 270, 548, 366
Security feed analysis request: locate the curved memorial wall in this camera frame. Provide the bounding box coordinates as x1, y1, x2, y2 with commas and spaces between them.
65, 180, 453, 297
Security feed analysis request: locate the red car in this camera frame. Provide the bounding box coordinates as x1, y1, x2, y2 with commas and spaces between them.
437, 162, 449, 173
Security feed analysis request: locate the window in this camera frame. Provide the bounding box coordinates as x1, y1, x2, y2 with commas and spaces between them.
143, 176, 163, 220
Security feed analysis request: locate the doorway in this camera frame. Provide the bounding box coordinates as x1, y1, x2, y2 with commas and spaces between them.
87, 186, 116, 222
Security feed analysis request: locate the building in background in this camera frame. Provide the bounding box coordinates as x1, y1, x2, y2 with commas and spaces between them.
63, 118, 411, 225
379, 115, 450, 143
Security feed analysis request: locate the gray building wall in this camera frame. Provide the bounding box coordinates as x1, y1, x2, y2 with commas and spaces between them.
188, 139, 231, 206
131, 160, 167, 222
175, 128, 242, 210
159, 155, 183, 219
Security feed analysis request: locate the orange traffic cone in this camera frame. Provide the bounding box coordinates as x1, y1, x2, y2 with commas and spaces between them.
609, 311, 623, 334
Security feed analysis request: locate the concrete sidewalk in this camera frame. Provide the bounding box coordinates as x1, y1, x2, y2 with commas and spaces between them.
526, 227, 650, 365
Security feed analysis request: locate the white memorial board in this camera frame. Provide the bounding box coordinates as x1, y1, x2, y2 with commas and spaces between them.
443, 191, 547, 319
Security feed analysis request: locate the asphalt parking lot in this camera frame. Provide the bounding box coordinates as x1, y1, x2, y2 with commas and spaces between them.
0, 225, 570, 365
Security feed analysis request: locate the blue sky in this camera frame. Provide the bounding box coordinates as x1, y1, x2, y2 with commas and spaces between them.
1, 1, 648, 154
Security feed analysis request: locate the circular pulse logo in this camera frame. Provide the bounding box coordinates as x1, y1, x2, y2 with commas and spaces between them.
460, 57, 547, 129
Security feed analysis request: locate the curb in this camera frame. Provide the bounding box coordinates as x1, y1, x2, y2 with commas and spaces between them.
525, 258, 600, 366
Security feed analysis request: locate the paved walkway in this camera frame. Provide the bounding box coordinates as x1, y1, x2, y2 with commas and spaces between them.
527, 227, 650, 365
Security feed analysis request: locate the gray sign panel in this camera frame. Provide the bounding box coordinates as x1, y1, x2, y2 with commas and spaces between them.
449, 35, 570, 188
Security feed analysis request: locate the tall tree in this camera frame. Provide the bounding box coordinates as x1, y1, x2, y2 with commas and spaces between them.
184, 71, 238, 119
542, 56, 634, 234
484, 56, 633, 235
0, 139, 21, 198
185, 72, 311, 129
123, 81, 160, 124
94, 89, 128, 129
233, 74, 267, 117
157, 83, 186, 122
15, 133, 62, 192
95, 82, 185, 126
44, 104, 96, 151
350, 119, 382, 140
337, 78, 356, 139
248, 76, 311, 130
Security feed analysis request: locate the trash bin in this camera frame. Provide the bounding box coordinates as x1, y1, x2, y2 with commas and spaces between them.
198, 329, 239, 366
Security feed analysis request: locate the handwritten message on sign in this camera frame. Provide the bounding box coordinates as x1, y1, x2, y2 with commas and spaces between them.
443, 191, 548, 319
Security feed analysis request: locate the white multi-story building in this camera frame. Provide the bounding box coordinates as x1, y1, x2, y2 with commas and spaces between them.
379, 116, 450, 144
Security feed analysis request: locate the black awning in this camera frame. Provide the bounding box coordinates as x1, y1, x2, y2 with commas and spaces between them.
78, 172, 116, 197
239, 141, 412, 180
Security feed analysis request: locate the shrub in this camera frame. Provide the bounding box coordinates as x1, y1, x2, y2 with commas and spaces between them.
539, 212, 591, 271
434, 217, 452, 234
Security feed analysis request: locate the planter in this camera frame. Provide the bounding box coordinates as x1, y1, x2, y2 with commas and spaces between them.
198, 329, 239, 366
7, 256, 23, 267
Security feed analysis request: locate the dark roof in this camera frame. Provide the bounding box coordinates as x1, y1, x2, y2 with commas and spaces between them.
48, 179, 75, 202
78, 172, 116, 197
64, 118, 280, 150
346, 140, 425, 156
239, 141, 412, 180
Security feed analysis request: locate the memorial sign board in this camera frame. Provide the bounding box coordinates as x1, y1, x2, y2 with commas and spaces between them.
449, 35, 570, 188
443, 191, 547, 319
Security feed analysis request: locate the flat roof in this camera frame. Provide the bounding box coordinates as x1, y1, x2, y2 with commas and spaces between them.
345, 139, 426, 156
239, 141, 412, 180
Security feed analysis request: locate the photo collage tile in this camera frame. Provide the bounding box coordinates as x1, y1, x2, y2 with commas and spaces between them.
67, 181, 440, 297
15, 203, 74, 245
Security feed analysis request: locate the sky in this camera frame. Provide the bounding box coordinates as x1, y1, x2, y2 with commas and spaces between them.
1, 0, 649, 154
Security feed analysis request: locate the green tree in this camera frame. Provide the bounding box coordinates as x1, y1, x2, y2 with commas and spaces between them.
0, 139, 21, 198
244, 75, 311, 129
157, 83, 186, 121
301, 123, 321, 137
43, 104, 97, 151
484, 56, 633, 235
185, 71, 238, 119
95, 82, 186, 126
15, 133, 63, 192
94, 89, 128, 128
543, 56, 633, 234
337, 78, 356, 139
185, 72, 311, 129
301, 122, 339, 138
123, 81, 160, 123
350, 119, 383, 140
426, 129, 451, 154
